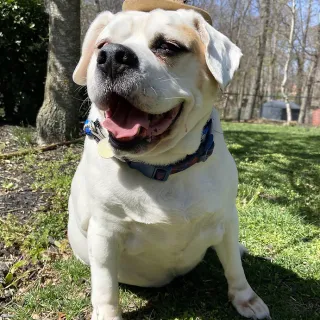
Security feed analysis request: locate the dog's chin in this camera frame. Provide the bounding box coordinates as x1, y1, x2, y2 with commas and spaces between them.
97, 93, 183, 154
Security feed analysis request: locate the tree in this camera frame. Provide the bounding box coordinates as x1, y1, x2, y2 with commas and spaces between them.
99, 0, 123, 13
94, 0, 101, 13
0, 0, 48, 125
294, 0, 312, 105
266, 0, 279, 101
243, 0, 271, 120
281, 0, 296, 123
36, 0, 81, 144
221, 0, 252, 119
298, 24, 320, 124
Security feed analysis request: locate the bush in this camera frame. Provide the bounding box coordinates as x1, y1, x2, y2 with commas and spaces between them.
0, 0, 48, 125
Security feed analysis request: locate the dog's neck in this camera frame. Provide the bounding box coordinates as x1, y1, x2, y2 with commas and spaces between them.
124, 118, 214, 181
85, 106, 216, 181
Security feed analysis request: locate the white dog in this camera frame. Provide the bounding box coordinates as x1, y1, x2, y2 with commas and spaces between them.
68, 8, 270, 320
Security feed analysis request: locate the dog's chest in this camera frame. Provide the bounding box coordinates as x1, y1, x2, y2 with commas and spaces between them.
111, 167, 229, 224
108, 174, 227, 282
125, 213, 224, 255
120, 212, 224, 285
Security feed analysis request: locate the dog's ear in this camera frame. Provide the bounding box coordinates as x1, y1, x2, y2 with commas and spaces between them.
196, 16, 242, 89
73, 11, 114, 85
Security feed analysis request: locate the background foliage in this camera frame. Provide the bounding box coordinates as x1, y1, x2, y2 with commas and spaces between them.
0, 0, 48, 125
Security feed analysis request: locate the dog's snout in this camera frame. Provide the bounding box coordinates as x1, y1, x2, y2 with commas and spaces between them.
97, 44, 139, 79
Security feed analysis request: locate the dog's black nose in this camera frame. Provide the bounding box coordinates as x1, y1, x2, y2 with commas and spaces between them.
97, 44, 139, 79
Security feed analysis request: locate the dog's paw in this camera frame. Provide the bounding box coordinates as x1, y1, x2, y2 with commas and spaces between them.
229, 287, 270, 319
91, 307, 122, 320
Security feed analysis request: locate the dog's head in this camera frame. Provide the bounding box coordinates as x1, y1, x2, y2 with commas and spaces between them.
74, 9, 242, 164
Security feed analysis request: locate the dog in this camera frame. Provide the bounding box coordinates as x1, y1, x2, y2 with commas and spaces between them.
68, 7, 270, 320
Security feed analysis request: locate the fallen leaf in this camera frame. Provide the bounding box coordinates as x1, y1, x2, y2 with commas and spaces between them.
58, 312, 67, 320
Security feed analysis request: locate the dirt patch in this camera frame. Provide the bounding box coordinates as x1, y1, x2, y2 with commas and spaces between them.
0, 156, 51, 221
0, 126, 82, 221
0, 125, 83, 305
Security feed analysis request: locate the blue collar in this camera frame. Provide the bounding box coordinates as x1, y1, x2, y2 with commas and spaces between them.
84, 119, 214, 182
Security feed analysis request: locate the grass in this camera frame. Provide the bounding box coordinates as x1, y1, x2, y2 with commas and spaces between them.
11, 126, 36, 148
0, 125, 36, 155
1, 122, 320, 320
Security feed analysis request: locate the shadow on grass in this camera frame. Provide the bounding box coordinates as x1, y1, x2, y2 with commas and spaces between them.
224, 129, 320, 226
121, 249, 320, 320
117, 126, 320, 319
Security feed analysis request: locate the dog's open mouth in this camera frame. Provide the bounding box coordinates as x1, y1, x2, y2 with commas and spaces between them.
101, 93, 182, 148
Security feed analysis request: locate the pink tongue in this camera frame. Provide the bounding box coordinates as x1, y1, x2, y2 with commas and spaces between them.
102, 103, 150, 139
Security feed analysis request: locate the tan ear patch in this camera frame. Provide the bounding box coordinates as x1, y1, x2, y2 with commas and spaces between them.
176, 24, 216, 91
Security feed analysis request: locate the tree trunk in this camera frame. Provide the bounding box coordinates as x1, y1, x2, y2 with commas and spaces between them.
237, 70, 247, 121
232, 0, 251, 120
266, 0, 278, 101
94, 0, 101, 13
298, 61, 317, 124
281, 0, 296, 124
298, 49, 320, 123
243, 0, 270, 120
36, 0, 81, 145
222, 89, 230, 120
295, 0, 312, 105
235, 0, 252, 47
228, 0, 238, 41
99, 0, 123, 13
295, 57, 304, 105
222, 0, 241, 120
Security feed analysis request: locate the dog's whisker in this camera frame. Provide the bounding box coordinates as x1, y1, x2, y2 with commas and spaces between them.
75, 85, 87, 93
159, 78, 181, 82
150, 86, 158, 96
72, 96, 88, 102
163, 97, 186, 100
79, 96, 91, 112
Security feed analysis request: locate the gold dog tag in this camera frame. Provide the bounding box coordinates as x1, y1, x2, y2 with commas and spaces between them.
97, 138, 114, 159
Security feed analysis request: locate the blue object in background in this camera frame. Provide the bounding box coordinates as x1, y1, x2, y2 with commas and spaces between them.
260, 100, 300, 121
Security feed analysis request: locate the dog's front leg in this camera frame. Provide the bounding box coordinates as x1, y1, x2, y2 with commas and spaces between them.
88, 217, 122, 320
214, 207, 270, 319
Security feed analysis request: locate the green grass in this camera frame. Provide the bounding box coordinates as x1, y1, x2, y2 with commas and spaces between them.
11, 126, 36, 148
1, 123, 320, 320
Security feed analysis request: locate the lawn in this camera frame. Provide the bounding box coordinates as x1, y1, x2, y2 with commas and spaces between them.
0, 122, 319, 320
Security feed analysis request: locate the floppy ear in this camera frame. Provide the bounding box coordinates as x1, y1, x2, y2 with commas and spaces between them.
73, 11, 114, 85
197, 17, 242, 89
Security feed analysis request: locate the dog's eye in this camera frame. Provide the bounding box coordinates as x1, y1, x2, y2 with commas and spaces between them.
152, 39, 188, 56
159, 42, 180, 52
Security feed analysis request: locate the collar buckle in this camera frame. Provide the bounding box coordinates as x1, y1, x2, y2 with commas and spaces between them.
152, 167, 172, 181
127, 162, 172, 181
